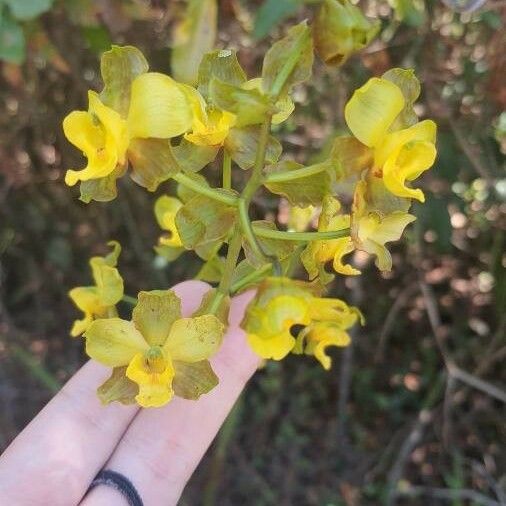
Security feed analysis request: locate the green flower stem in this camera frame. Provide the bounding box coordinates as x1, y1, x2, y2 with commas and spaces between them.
223, 151, 232, 190
264, 162, 328, 183
238, 114, 274, 262
172, 172, 238, 207
230, 263, 273, 294
253, 227, 351, 241
121, 294, 138, 305
269, 27, 311, 100
217, 226, 243, 296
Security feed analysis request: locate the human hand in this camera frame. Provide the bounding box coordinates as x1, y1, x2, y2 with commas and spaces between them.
0, 281, 259, 506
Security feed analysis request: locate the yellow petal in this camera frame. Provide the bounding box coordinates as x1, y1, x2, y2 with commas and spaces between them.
155, 195, 183, 248
126, 351, 175, 408
344, 77, 405, 147
313, 332, 351, 370
331, 237, 360, 276
88, 91, 129, 160
264, 295, 310, 333
68, 286, 107, 336
374, 119, 437, 168
247, 331, 295, 360
70, 313, 94, 338
383, 140, 437, 202
362, 211, 416, 246
164, 315, 224, 362
127, 72, 193, 139
184, 109, 236, 146
63, 92, 128, 186
85, 318, 149, 367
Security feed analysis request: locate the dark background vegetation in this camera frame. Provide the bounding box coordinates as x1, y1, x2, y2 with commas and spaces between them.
0, 1, 505, 504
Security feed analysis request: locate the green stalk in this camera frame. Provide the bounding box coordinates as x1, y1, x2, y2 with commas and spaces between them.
222, 151, 232, 190
173, 172, 238, 207
238, 115, 273, 261
264, 162, 328, 183
230, 263, 273, 294
253, 227, 351, 242
121, 294, 138, 305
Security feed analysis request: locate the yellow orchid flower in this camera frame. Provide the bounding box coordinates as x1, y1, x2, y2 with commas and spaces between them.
153, 195, 185, 261
344, 75, 437, 202
68, 241, 123, 337
182, 84, 237, 146
63, 72, 193, 187
241, 278, 361, 361
84, 290, 224, 407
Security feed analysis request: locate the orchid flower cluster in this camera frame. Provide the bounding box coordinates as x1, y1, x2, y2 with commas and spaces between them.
64, 2, 436, 408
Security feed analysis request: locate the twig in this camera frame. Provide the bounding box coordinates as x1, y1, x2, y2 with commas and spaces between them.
375, 283, 418, 363
396, 485, 502, 506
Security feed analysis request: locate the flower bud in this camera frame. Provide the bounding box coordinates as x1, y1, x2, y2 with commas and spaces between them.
313, 0, 380, 66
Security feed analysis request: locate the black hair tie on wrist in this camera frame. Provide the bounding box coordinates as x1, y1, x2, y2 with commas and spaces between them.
87, 469, 143, 506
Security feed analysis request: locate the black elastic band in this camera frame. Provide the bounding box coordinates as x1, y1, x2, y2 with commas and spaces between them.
88, 469, 143, 506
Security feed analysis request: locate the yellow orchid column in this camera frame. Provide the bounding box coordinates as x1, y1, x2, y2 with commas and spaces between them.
85, 290, 224, 407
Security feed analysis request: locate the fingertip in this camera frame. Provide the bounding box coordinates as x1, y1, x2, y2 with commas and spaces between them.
172, 280, 211, 316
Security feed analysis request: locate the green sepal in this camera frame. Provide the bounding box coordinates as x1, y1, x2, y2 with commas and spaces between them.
209, 77, 271, 127
382, 68, 421, 129
79, 164, 126, 203
261, 21, 313, 97
127, 138, 180, 191
176, 172, 210, 202
193, 288, 230, 326
154, 244, 185, 262
224, 126, 282, 170
132, 290, 182, 347
243, 220, 301, 268
197, 49, 247, 100
171, 0, 217, 86
172, 138, 219, 173
264, 161, 332, 207
196, 255, 226, 283
173, 360, 219, 400
175, 194, 238, 250
100, 45, 148, 116
313, 0, 379, 67
330, 135, 373, 198
364, 174, 412, 215
97, 367, 138, 405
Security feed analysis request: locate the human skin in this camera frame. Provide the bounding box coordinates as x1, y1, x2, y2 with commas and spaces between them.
0, 280, 259, 506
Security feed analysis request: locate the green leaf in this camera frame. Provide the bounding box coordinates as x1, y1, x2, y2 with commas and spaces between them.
171, 0, 217, 86
261, 21, 313, 96
175, 195, 237, 250
383, 68, 421, 129
224, 126, 282, 170
209, 77, 271, 127
0, 12, 25, 64
243, 221, 301, 268
172, 360, 219, 400
264, 161, 331, 206
176, 172, 210, 202
97, 367, 138, 405
4, 0, 53, 20
79, 165, 126, 204
313, 0, 379, 67
253, 0, 302, 40
132, 290, 182, 348
172, 138, 219, 173
127, 138, 180, 191
100, 45, 149, 116
154, 244, 185, 262
197, 49, 247, 100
